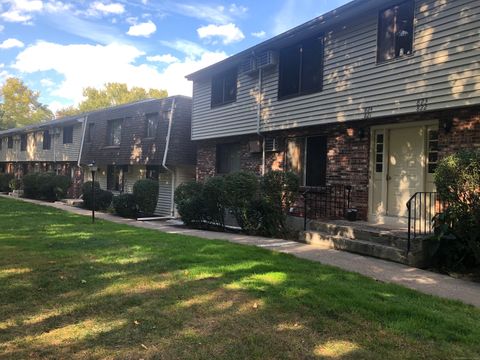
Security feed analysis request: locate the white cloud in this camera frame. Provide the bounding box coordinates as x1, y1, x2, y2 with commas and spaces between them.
228, 4, 248, 16
146, 54, 179, 64
89, 1, 125, 15
0, 38, 25, 49
0, 0, 44, 23
40, 78, 55, 87
161, 40, 207, 57
13, 41, 227, 104
251, 30, 266, 38
0, 25, 4, 32
126, 20, 156, 37
197, 23, 244, 44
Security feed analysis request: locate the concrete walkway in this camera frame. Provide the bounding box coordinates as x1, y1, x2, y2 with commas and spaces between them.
3, 195, 480, 308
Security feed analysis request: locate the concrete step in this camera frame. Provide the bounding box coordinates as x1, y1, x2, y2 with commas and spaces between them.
307, 220, 410, 250
301, 230, 408, 265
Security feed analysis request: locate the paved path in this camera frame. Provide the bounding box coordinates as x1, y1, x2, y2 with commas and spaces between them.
3, 195, 480, 308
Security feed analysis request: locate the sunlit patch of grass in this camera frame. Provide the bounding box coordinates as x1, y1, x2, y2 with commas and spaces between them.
0, 267, 32, 278
1, 197, 480, 359
314, 340, 360, 358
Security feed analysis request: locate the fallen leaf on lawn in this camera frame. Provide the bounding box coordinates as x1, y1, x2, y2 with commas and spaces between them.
141, 344, 148, 350
81, 280, 87, 284
253, 302, 259, 309
134, 320, 140, 325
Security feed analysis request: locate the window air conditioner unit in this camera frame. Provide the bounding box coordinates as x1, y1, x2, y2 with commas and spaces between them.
248, 140, 262, 153
238, 56, 256, 75
265, 137, 281, 152
256, 51, 278, 69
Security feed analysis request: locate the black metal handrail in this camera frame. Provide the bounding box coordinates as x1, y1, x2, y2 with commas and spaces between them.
302, 184, 352, 230
406, 192, 446, 254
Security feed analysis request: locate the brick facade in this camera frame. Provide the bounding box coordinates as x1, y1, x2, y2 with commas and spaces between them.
196, 106, 480, 221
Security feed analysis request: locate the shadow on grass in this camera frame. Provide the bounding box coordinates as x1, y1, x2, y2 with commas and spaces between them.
0, 197, 480, 359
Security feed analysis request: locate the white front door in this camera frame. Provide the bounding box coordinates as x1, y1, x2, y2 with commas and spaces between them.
386, 126, 425, 217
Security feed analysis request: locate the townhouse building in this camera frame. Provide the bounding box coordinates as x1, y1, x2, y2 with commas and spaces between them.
186, 0, 480, 227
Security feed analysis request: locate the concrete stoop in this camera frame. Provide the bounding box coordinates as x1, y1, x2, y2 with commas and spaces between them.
300, 220, 434, 268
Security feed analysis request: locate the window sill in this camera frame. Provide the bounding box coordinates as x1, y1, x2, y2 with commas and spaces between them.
103, 145, 121, 149
376, 52, 414, 66
278, 88, 323, 102
210, 100, 236, 109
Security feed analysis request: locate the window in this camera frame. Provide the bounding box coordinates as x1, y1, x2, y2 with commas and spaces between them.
305, 136, 327, 187
146, 113, 159, 138
107, 119, 122, 146
427, 129, 439, 173
211, 68, 237, 107
375, 132, 384, 173
43, 130, 51, 150
7, 136, 13, 149
146, 165, 160, 181
86, 123, 94, 143
107, 165, 127, 191
63, 125, 73, 144
216, 143, 241, 174
286, 136, 328, 186
377, 1, 414, 63
278, 35, 324, 99
20, 134, 27, 151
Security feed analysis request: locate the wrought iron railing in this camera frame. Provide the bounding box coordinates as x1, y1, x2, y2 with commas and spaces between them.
406, 192, 446, 254
301, 185, 352, 230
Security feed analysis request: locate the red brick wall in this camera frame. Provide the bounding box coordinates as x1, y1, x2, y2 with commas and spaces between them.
195, 106, 480, 222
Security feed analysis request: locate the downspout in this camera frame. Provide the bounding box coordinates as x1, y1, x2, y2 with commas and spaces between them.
53, 127, 57, 173
256, 67, 265, 175
162, 97, 176, 217
77, 116, 88, 167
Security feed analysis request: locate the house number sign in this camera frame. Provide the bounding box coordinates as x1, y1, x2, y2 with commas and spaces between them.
416, 98, 428, 112
364, 106, 373, 119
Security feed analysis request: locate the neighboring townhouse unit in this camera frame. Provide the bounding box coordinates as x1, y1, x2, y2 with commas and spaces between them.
80, 96, 195, 217
0, 115, 85, 196
186, 0, 480, 226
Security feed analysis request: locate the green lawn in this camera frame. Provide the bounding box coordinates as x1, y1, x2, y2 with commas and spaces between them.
0, 198, 479, 359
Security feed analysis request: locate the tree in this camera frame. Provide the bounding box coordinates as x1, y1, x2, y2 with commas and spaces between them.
55, 83, 168, 117
0, 78, 53, 130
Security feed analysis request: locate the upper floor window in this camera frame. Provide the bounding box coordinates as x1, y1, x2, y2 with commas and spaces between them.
43, 130, 51, 150
211, 68, 237, 108
216, 142, 241, 174
7, 136, 13, 149
278, 35, 324, 99
20, 134, 27, 151
63, 125, 74, 144
377, 1, 414, 63
86, 123, 94, 143
146, 113, 159, 138
107, 119, 122, 146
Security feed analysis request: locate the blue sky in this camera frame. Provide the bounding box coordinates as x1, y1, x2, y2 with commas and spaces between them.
0, 0, 350, 113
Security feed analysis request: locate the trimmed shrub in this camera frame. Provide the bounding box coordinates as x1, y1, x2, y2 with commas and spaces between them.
202, 176, 227, 229
433, 150, 480, 270
9, 178, 22, 191
174, 181, 206, 227
224, 172, 259, 232
133, 179, 159, 215
113, 193, 138, 218
23, 172, 71, 201
0, 173, 14, 192
82, 181, 113, 211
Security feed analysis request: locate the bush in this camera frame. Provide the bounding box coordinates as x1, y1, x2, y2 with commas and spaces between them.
202, 176, 227, 229
0, 173, 14, 192
224, 172, 259, 232
9, 178, 22, 191
174, 181, 206, 227
113, 193, 138, 218
133, 179, 159, 215
23, 172, 71, 201
433, 150, 480, 270
82, 181, 113, 210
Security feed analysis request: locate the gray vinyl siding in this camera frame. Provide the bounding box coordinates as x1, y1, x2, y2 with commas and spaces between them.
191, 0, 480, 140
154, 171, 173, 216
0, 122, 84, 163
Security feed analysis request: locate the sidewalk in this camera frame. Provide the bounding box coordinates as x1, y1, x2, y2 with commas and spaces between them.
3, 195, 480, 308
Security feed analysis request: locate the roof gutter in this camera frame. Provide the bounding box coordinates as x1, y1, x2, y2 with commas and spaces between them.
162, 98, 176, 217
77, 116, 88, 167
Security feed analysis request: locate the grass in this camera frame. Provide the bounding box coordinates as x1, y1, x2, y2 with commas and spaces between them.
0, 197, 479, 359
